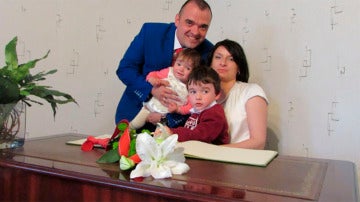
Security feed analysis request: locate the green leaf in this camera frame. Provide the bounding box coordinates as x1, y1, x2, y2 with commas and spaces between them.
117, 122, 128, 131
0, 76, 20, 104
97, 149, 120, 163
23, 69, 57, 84
25, 85, 77, 117
141, 129, 151, 134
19, 90, 30, 96
130, 129, 138, 139
14, 50, 50, 82
119, 156, 135, 170
5, 36, 18, 69
112, 141, 119, 150
128, 139, 137, 156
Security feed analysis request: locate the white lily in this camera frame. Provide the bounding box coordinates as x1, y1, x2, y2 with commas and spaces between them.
130, 133, 190, 179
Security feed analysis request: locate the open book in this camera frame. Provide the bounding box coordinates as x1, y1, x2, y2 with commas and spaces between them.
177, 141, 278, 167
67, 135, 278, 167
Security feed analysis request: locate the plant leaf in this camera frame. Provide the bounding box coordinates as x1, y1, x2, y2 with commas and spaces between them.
97, 149, 120, 163
5, 36, 18, 69
24, 85, 77, 117
128, 139, 137, 157
0, 76, 20, 104
13, 50, 50, 82
29, 69, 57, 82
117, 122, 128, 131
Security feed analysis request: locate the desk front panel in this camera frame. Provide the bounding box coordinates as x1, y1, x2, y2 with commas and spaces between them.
0, 134, 358, 202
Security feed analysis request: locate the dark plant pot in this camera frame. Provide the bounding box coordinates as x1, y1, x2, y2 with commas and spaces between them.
0, 101, 26, 149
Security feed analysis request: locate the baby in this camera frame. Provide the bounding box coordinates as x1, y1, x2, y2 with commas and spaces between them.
130, 48, 201, 130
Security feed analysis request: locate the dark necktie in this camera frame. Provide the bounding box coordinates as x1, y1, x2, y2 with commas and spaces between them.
172, 48, 183, 66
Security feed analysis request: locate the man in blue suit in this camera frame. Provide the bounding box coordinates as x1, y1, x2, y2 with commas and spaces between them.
115, 0, 214, 130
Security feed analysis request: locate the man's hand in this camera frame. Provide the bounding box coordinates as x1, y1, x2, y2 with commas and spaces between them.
151, 85, 180, 106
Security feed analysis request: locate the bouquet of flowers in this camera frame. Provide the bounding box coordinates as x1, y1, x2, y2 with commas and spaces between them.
81, 119, 190, 179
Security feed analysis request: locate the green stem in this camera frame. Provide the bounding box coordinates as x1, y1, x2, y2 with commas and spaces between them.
0, 102, 19, 141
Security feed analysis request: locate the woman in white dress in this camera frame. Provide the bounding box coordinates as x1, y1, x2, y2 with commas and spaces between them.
207, 39, 268, 149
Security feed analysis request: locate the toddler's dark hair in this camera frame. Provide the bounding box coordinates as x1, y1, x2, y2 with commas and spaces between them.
187, 66, 221, 95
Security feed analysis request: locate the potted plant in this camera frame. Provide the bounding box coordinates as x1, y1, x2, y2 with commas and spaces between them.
0, 36, 77, 149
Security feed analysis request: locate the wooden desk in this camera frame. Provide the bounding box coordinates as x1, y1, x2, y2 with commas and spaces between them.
0, 134, 358, 202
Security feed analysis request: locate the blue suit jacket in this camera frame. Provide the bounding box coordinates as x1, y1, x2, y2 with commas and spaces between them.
115, 22, 213, 124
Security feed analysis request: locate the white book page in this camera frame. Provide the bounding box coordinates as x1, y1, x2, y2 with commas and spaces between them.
177, 141, 278, 166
